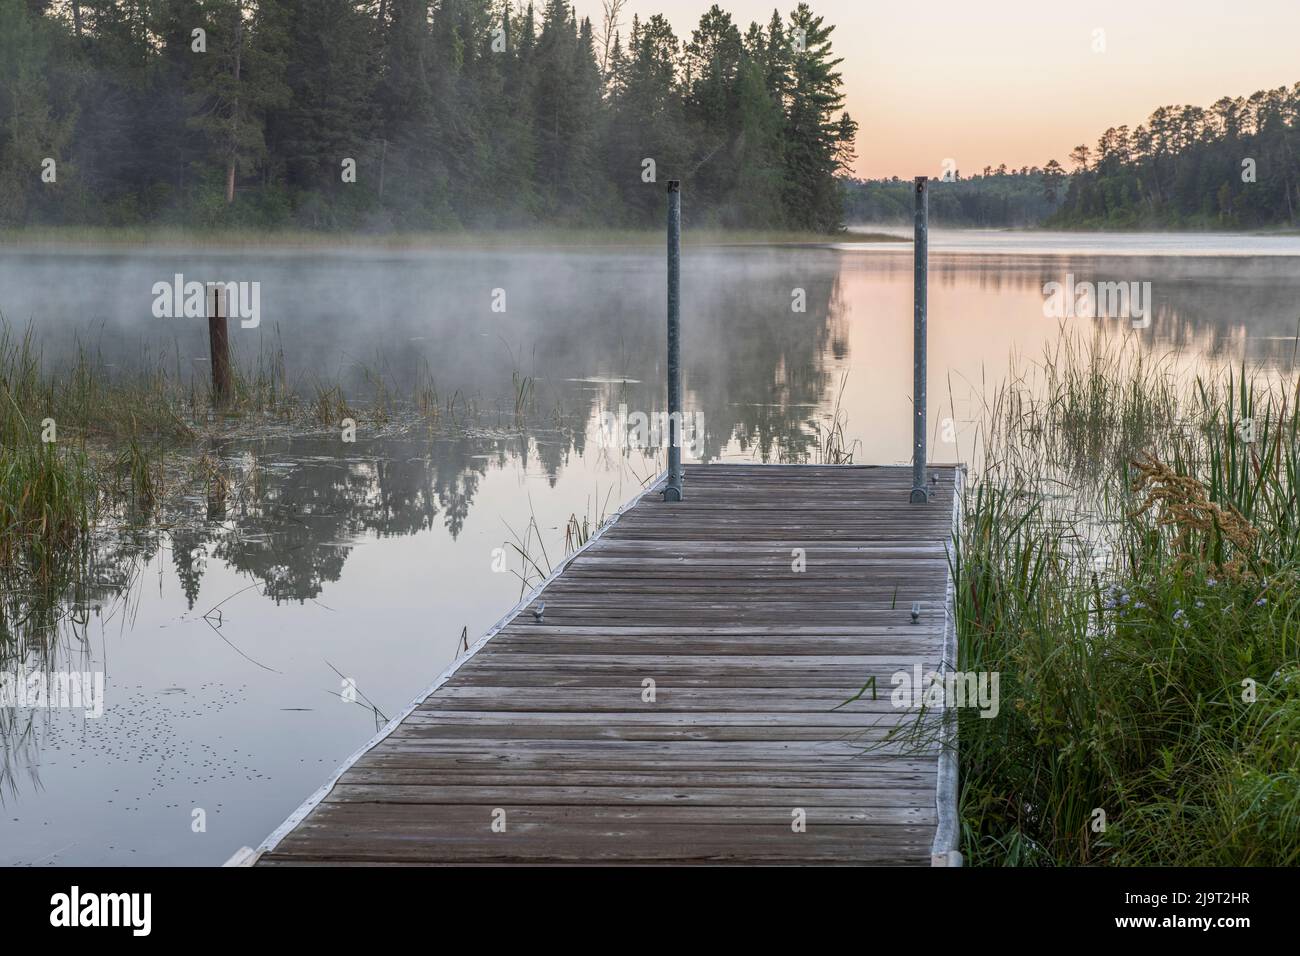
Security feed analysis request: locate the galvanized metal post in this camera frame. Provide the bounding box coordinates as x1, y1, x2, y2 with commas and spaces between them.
911, 176, 929, 503
664, 180, 684, 502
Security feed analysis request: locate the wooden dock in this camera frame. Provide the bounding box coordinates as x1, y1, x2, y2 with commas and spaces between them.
253, 463, 961, 866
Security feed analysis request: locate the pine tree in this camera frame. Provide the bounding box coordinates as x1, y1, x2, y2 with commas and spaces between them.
607, 13, 687, 223
682, 4, 742, 218
187, 0, 290, 209
780, 3, 854, 231
145, 1, 209, 213
0, 0, 76, 224
264, 0, 380, 221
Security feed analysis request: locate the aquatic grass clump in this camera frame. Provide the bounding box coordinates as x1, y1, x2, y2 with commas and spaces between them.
564, 513, 591, 553
953, 459, 1300, 865
814, 372, 858, 464
311, 382, 354, 427
974, 330, 1181, 495
1085, 567, 1300, 865
413, 360, 440, 424
0, 326, 95, 584
512, 371, 536, 424
227, 333, 297, 421
939, 330, 1300, 866
111, 433, 163, 518
0, 319, 195, 444
0, 438, 93, 586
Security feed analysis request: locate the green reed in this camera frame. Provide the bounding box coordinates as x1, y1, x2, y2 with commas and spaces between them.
944, 330, 1300, 866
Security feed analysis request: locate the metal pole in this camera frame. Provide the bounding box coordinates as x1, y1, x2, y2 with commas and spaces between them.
911, 176, 929, 503
664, 180, 683, 502
208, 284, 232, 407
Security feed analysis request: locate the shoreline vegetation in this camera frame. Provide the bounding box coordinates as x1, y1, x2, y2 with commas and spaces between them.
6, 223, 1300, 252
0, 226, 905, 250
885, 331, 1300, 866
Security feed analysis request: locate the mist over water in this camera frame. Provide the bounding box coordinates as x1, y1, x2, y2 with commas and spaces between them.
2, 233, 1297, 864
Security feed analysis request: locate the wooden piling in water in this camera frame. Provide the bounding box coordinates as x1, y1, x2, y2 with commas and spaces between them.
207, 284, 232, 406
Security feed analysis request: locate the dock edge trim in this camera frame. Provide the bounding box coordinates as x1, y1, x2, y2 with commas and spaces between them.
931, 464, 965, 867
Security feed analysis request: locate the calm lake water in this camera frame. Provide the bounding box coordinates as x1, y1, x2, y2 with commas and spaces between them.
2, 230, 1299, 865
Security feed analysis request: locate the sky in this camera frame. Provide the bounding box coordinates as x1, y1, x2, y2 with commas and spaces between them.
572, 0, 1300, 180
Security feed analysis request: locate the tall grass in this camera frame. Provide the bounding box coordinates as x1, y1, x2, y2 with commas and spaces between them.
0, 327, 94, 587
813, 372, 859, 464
0, 438, 92, 587
946, 330, 1300, 866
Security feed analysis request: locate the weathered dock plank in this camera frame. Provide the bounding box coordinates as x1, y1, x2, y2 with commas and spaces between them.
255, 463, 959, 866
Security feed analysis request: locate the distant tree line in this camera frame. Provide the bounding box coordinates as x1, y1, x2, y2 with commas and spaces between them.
846, 83, 1300, 231
1051, 84, 1300, 229
0, 0, 857, 232
842, 166, 1065, 227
